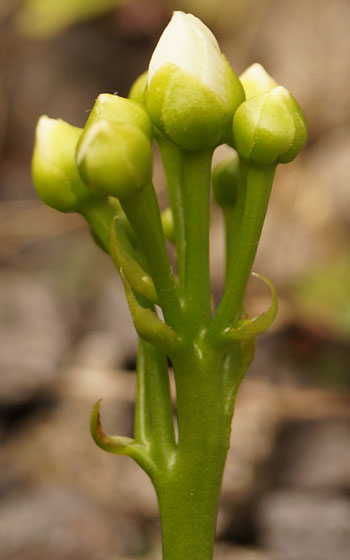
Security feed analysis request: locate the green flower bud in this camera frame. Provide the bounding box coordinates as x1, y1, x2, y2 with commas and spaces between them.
76, 119, 152, 200
85, 93, 152, 141
239, 63, 278, 100
212, 152, 241, 207
32, 115, 93, 212
146, 11, 244, 151
233, 86, 307, 166
161, 207, 175, 242
128, 71, 148, 107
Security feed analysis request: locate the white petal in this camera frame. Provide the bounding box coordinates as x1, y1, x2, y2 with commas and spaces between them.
148, 11, 229, 103
36, 115, 58, 161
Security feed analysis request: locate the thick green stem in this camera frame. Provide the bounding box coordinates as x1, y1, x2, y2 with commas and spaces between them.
208, 163, 276, 335
155, 344, 235, 560
121, 183, 182, 331
181, 150, 213, 334
157, 457, 225, 560
157, 137, 186, 290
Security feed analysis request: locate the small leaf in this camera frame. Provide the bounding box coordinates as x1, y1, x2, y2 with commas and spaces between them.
90, 400, 134, 454
110, 218, 158, 304
119, 268, 180, 356
221, 272, 278, 342
90, 400, 156, 475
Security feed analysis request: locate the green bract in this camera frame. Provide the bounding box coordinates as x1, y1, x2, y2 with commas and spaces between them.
85, 93, 152, 141
76, 119, 152, 200
239, 63, 278, 100
146, 11, 244, 151
233, 85, 307, 165
32, 116, 94, 212
212, 152, 241, 207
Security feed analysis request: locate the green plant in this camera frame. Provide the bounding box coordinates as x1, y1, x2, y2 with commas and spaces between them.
32, 11, 307, 559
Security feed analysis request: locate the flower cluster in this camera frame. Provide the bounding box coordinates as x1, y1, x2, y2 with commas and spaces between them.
33, 11, 306, 215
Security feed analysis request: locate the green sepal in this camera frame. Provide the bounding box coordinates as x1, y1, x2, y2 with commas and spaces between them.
220, 272, 278, 343
110, 217, 158, 304
77, 120, 153, 200
32, 116, 99, 213
85, 93, 152, 141
233, 86, 307, 166
146, 63, 226, 151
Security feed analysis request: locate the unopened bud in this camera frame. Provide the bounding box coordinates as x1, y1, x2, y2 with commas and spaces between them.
233, 86, 307, 166
77, 120, 152, 200
32, 116, 92, 212
146, 11, 244, 151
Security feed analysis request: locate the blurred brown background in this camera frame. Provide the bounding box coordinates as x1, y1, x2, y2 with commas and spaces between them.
0, 1, 349, 559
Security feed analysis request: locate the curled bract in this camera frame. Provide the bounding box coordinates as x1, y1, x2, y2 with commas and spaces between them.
90, 399, 135, 454
110, 217, 158, 304
90, 400, 155, 474
220, 272, 278, 344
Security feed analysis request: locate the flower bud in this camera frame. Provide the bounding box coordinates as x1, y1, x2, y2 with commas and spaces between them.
233, 86, 307, 166
146, 11, 244, 151
128, 71, 148, 107
76, 119, 152, 200
239, 63, 278, 100
161, 207, 175, 241
212, 152, 241, 207
85, 93, 152, 141
32, 116, 93, 212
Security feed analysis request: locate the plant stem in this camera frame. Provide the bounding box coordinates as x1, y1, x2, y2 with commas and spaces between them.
157, 137, 186, 291
80, 197, 116, 252
180, 150, 213, 335
142, 339, 176, 458
134, 339, 151, 446
121, 183, 182, 331
222, 161, 247, 282
208, 163, 276, 336
155, 343, 235, 560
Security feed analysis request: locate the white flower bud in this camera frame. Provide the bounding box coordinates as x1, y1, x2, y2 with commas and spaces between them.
239, 63, 278, 100
146, 11, 244, 151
